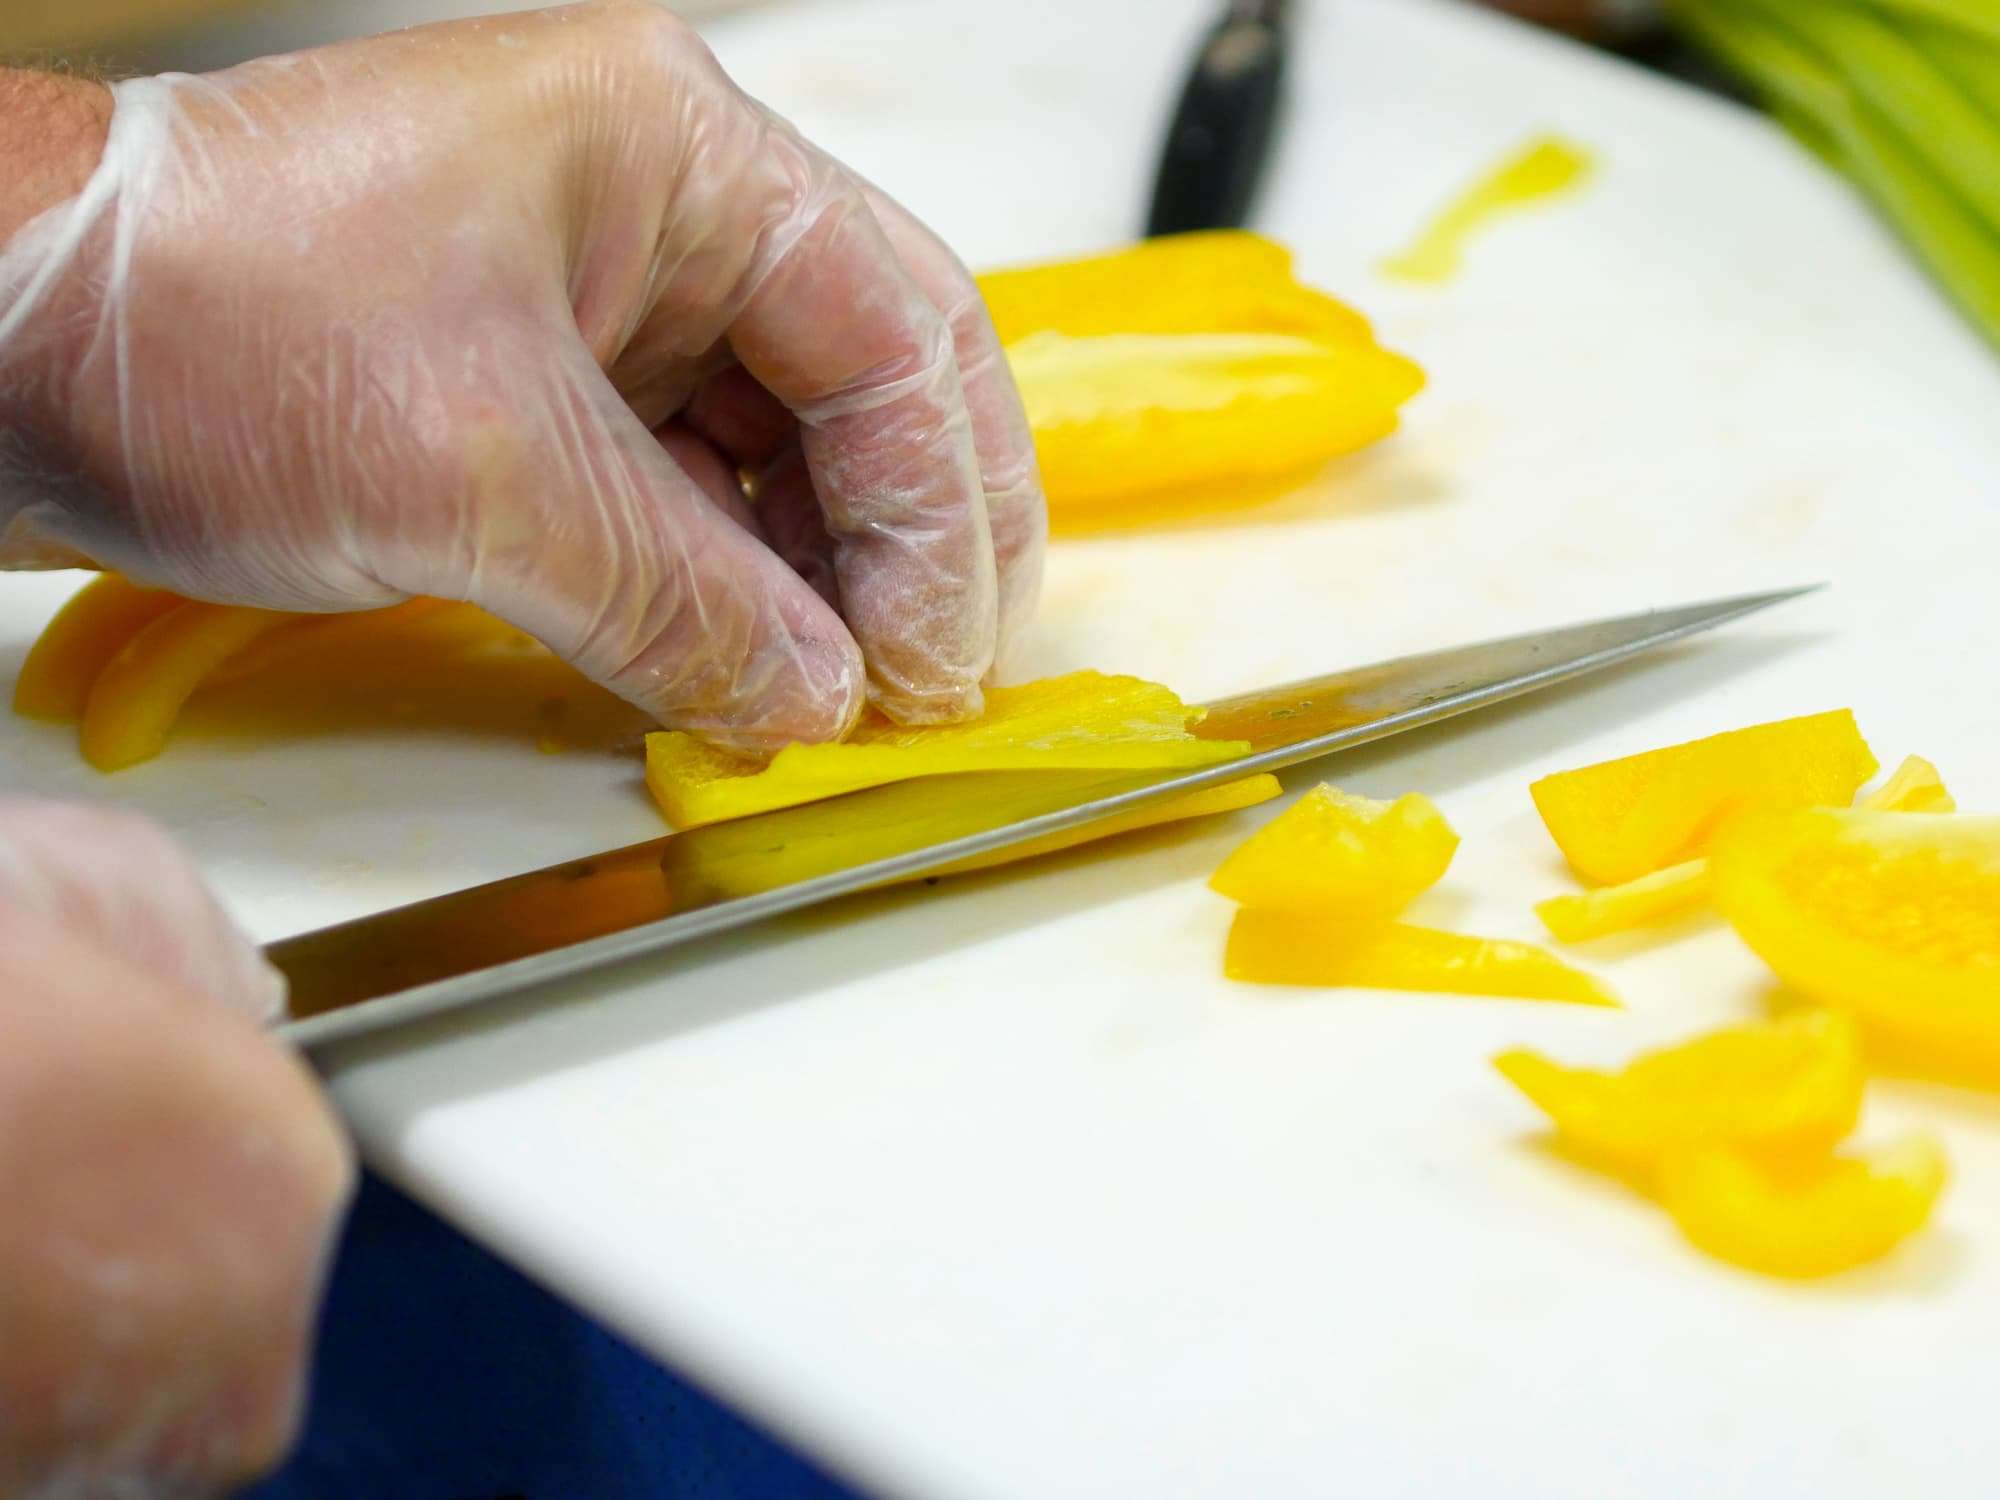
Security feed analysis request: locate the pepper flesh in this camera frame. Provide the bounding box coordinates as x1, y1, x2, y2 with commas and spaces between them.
646, 672, 1249, 829
1530, 709, 1879, 886
12, 574, 182, 722
1494, 1011, 1864, 1176
1207, 784, 1458, 915
1227, 913, 1618, 1007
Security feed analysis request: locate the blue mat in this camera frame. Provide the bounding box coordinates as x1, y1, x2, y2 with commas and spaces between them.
241, 1172, 867, 1500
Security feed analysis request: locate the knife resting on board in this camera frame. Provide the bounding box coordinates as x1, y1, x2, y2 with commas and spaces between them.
270, 586, 1816, 1046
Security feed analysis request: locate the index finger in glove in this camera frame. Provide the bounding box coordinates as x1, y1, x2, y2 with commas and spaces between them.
722, 149, 998, 725
0, 798, 282, 1025
856, 182, 1047, 666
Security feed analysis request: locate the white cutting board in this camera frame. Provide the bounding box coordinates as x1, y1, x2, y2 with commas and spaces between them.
7, 0, 2000, 1495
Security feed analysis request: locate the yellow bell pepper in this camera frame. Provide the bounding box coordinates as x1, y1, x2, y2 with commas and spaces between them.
1530, 709, 1879, 886
978, 231, 1423, 524
645, 671, 1246, 829
976, 230, 1376, 345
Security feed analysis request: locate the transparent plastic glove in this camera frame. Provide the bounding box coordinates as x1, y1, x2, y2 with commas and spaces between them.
0, 1, 1046, 749
0, 796, 283, 1022
0, 801, 353, 1497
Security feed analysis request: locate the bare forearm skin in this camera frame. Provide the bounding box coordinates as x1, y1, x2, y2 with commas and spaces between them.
0, 69, 112, 246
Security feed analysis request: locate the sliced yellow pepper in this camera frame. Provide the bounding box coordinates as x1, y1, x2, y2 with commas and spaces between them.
976, 230, 1375, 345
1012, 330, 1423, 515
1226, 913, 1618, 1007
12, 573, 182, 722
646, 671, 1247, 829
1535, 752, 1955, 944
1207, 784, 1458, 915
1494, 1011, 1863, 1176
1660, 1136, 1947, 1280
1530, 709, 1879, 886
1712, 806, 2000, 1073
80, 602, 304, 772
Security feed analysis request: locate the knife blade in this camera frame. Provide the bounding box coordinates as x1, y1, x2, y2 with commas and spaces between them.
270, 585, 1815, 1045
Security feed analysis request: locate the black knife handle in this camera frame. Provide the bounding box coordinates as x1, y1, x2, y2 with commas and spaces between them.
1145, 6, 1288, 237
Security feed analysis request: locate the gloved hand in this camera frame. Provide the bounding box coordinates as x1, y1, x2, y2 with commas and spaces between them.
0, 0, 1046, 751
0, 799, 353, 1496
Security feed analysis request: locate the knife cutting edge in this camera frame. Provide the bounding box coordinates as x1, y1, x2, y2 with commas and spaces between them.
268, 585, 1817, 1046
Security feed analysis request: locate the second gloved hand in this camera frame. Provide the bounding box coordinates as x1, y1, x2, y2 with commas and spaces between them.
0, 1, 1046, 751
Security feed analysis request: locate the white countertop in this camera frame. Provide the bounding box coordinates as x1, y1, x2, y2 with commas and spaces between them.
7, 0, 2000, 1495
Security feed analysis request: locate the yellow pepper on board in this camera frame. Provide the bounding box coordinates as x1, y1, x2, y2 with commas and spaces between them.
1010, 331, 1422, 515
12, 573, 181, 722
1496, 1013, 1945, 1279
1658, 1136, 1948, 1281
1535, 752, 1953, 944
977, 231, 1424, 524
1712, 805, 2000, 1073
1226, 913, 1618, 1006
975, 230, 1376, 345
645, 672, 1247, 829
1208, 784, 1458, 915
1495, 1012, 1864, 1177
1530, 709, 1879, 886
1210, 781, 1615, 1007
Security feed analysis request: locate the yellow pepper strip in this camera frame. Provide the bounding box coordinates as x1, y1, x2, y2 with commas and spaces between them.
1380, 135, 1595, 285
80, 602, 304, 771
909, 773, 1280, 882
12, 574, 182, 722
1535, 858, 1713, 943
205, 598, 457, 688
976, 230, 1376, 345
646, 671, 1248, 829
1535, 752, 1955, 944
1011, 330, 1424, 514
1226, 912, 1619, 1006
1494, 1011, 1863, 1177
1659, 1135, 1947, 1280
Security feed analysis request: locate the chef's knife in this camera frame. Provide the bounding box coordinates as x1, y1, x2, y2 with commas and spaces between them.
1146, 0, 1288, 235
268, 586, 1814, 1046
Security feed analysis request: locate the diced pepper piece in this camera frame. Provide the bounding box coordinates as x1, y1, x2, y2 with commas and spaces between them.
916, 774, 1281, 882
12, 574, 181, 722
645, 672, 1249, 829
1711, 807, 2000, 1069
976, 231, 1376, 346
1536, 859, 1712, 943
1535, 753, 1953, 944
1493, 1011, 1863, 1175
1009, 331, 1424, 514
1207, 783, 1457, 915
1660, 1135, 1948, 1280
80, 602, 304, 771
1859, 753, 1956, 813
1226, 913, 1618, 1006
1530, 709, 1879, 885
